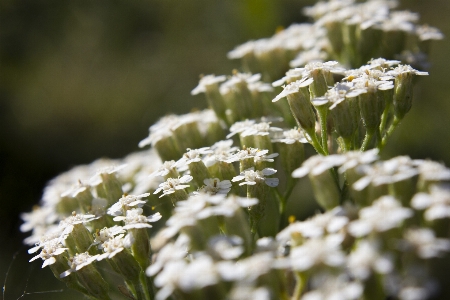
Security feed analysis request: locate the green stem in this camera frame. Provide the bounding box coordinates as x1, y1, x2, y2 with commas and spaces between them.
343, 136, 353, 152
380, 116, 401, 151
304, 128, 326, 155
360, 129, 374, 151
379, 102, 391, 136
129, 273, 151, 300
292, 272, 307, 300
340, 179, 349, 205
330, 167, 341, 195
273, 188, 287, 231
375, 128, 382, 149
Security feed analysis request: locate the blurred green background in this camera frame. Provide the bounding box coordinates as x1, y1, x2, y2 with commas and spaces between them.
1, 0, 449, 299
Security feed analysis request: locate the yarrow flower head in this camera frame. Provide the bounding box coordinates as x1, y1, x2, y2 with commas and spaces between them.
154, 175, 193, 198
113, 208, 162, 230
348, 196, 413, 237
60, 252, 98, 278
107, 193, 150, 216
93, 225, 126, 248
29, 238, 68, 268
191, 74, 227, 95
232, 167, 279, 187
198, 178, 232, 195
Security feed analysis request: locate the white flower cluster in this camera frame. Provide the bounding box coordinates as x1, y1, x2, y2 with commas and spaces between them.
21, 0, 448, 299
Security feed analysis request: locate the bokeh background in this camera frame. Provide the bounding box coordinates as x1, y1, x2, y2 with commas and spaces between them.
1, 0, 449, 299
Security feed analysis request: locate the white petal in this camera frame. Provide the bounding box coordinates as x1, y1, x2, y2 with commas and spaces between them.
265, 178, 280, 187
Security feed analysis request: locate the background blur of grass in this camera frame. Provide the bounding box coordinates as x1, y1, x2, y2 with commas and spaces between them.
1, 0, 448, 299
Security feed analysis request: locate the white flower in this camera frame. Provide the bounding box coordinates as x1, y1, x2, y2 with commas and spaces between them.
272, 77, 314, 102
150, 160, 178, 178
113, 208, 162, 230
153, 260, 186, 300
194, 195, 259, 219
58, 212, 99, 236
20, 206, 58, 233
348, 240, 393, 280
219, 72, 262, 95
211, 139, 238, 153
175, 147, 213, 169
353, 156, 419, 191
27, 226, 64, 254
240, 122, 282, 137
227, 40, 257, 59
107, 193, 150, 216
153, 254, 220, 300
324, 82, 353, 109
226, 148, 278, 163
29, 238, 68, 268
368, 58, 401, 69
198, 178, 232, 195
401, 228, 450, 259
398, 285, 429, 300
273, 68, 312, 87
416, 24, 444, 41
275, 61, 344, 92
416, 160, 450, 182
348, 196, 413, 237
411, 185, 450, 221
276, 207, 349, 243
154, 175, 193, 198
232, 167, 279, 187
191, 74, 226, 95
303, 0, 355, 19
208, 235, 244, 260
273, 128, 308, 144
387, 64, 429, 77
217, 252, 274, 283
292, 154, 346, 178
92, 226, 125, 248
203, 139, 239, 167
288, 234, 346, 271
302, 275, 363, 300
146, 240, 188, 277
177, 255, 220, 292
227, 119, 256, 139
60, 252, 99, 278
96, 234, 127, 261
338, 149, 379, 173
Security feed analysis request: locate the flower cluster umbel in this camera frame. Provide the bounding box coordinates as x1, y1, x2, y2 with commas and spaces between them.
21, 1, 448, 300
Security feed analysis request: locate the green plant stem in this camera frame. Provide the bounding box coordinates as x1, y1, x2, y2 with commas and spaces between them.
330, 167, 341, 196
292, 272, 307, 300
343, 136, 353, 152
340, 179, 349, 205
304, 128, 326, 155
379, 102, 391, 136
375, 129, 382, 149
138, 272, 152, 300
380, 116, 401, 151
360, 129, 375, 151
273, 188, 287, 230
